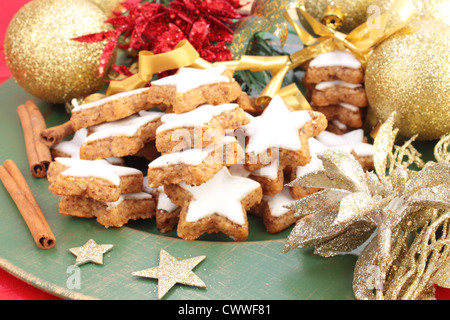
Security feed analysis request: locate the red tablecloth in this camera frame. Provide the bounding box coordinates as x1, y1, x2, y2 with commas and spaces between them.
0, 0, 449, 301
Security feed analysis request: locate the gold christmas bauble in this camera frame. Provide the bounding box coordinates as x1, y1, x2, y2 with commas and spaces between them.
298, 0, 379, 34
372, 0, 450, 26
365, 20, 450, 141
4, 0, 115, 104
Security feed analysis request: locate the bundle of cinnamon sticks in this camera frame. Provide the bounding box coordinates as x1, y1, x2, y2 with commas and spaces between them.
0, 100, 64, 249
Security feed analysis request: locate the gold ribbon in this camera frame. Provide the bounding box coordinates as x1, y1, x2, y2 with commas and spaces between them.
106, 39, 212, 95
278, 83, 312, 111
288, 0, 417, 68
214, 55, 290, 73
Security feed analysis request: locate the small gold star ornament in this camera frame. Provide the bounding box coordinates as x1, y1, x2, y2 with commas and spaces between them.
132, 249, 206, 299
69, 239, 113, 266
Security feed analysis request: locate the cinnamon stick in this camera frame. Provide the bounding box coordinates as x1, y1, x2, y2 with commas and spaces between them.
17, 100, 52, 177
0, 159, 56, 249
40, 120, 74, 147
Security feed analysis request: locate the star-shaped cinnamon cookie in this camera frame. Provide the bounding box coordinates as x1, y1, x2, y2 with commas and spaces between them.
164, 167, 262, 241
241, 95, 327, 171
148, 66, 242, 113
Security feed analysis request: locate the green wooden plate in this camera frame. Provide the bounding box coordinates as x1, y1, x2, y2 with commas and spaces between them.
0, 79, 361, 300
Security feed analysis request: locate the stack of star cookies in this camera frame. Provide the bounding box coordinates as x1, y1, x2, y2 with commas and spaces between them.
144, 66, 262, 240
47, 157, 155, 227
302, 50, 368, 135
48, 88, 166, 228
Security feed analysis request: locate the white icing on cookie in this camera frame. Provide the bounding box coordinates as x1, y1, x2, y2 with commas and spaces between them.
339, 103, 359, 112
296, 138, 328, 177
106, 192, 153, 209
55, 157, 141, 186
251, 159, 280, 180
84, 111, 162, 142
316, 129, 373, 156
242, 95, 311, 155
142, 177, 179, 212
148, 136, 237, 167
157, 187, 178, 212
331, 119, 348, 130
53, 128, 88, 158
179, 167, 260, 225
156, 103, 240, 133
309, 50, 361, 69
150, 66, 230, 93
71, 87, 150, 111
315, 80, 362, 91
52, 128, 124, 165
265, 187, 293, 218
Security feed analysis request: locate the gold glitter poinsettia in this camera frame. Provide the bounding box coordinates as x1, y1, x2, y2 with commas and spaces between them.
231, 0, 303, 59
284, 113, 450, 300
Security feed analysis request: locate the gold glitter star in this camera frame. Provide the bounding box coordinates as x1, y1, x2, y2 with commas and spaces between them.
69, 239, 113, 266
132, 249, 206, 300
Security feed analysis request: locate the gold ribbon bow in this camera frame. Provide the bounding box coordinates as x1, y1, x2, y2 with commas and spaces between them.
105, 39, 212, 96
288, 0, 417, 69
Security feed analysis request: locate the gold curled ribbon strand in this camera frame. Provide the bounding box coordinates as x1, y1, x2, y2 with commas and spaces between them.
255, 64, 290, 107
286, 0, 416, 68
106, 39, 212, 95
213, 55, 291, 73
278, 83, 312, 111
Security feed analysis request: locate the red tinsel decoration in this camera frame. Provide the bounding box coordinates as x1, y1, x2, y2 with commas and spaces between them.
72, 0, 247, 76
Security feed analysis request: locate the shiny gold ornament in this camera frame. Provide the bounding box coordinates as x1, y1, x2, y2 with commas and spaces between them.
297, 0, 379, 34
88, 0, 125, 17
4, 0, 115, 104
132, 249, 206, 300
365, 19, 450, 141
373, 0, 450, 26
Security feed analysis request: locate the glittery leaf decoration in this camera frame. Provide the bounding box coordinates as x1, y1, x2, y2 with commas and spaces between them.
354, 208, 450, 300
285, 115, 450, 300
373, 112, 399, 180
230, 0, 303, 59
284, 188, 350, 218
435, 133, 450, 163
388, 134, 424, 175
284, 210, 375, 257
